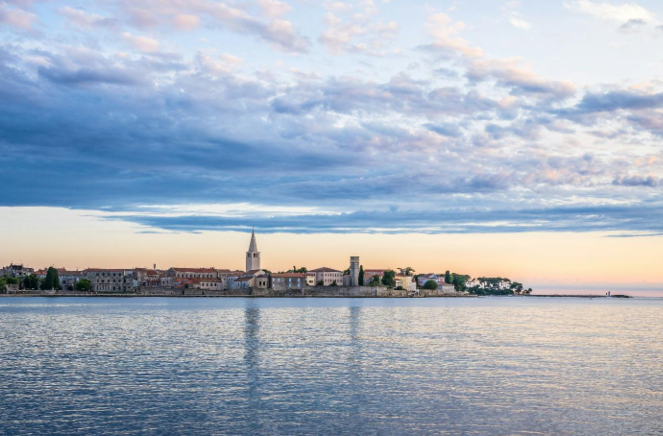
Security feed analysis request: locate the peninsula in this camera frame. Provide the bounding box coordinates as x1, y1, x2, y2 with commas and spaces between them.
1, 230, 533, 298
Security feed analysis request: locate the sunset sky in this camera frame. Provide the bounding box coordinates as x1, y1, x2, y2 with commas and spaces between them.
1, 0, 662, 293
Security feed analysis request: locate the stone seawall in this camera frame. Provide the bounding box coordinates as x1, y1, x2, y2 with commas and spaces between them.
135, 286, 467, 298
1, 287, 469, 298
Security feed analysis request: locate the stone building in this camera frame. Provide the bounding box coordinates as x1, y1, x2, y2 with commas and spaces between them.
174, 277, 223, 290
246, 229, 261, 271
309, 267, 343, 286
350, 256, 360, 286
271, 273, 308, 290
167, 267, 217, 279
1, 264, 34, 278
84, 269, 135, 292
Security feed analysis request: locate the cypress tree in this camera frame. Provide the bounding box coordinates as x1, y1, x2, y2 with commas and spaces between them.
444, 270, 451, 284
41, 267, 60, 290
359, 265, 364, 286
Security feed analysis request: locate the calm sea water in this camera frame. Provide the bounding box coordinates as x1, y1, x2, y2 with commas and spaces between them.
0, 297, 661, 436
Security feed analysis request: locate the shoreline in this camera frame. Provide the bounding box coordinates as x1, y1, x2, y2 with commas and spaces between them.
0, 292, 631, 299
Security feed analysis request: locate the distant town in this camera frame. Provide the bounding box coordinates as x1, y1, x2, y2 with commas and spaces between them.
1, 230, 532, 297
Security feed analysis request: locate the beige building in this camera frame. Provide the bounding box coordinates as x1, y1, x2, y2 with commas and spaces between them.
395, 274, 417, 292
309, 267, 343, 286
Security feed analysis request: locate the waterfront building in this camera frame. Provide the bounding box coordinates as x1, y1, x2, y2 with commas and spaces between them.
395, 274, 417, 292
60, 270, 84, 290
271, 273, 308, 290
1, 264, 34, 278
309, 267, 343, 286
237, 269, 269, 289
350, 256, 360, 286
363, 269, 387, 284
417, 274, 456, 292
174, 277, 223, 290
84, 269, 135, 292
246, 229, 261, 271
167, 267, 217, 279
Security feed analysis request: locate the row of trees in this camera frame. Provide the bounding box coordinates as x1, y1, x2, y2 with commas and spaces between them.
468, 277, 532, 296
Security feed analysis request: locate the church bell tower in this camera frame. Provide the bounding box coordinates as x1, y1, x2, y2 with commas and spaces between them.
246, 229, 261, 271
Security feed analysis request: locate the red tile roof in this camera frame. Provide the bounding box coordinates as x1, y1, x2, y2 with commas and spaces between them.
309, 267, 342, 273
272, 273, 307, 278
170, 267, 217, 273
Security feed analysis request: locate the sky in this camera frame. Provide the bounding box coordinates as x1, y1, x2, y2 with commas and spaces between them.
1, 0, 662, 293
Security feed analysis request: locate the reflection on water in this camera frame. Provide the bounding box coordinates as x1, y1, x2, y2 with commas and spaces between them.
0, 297, 661, 436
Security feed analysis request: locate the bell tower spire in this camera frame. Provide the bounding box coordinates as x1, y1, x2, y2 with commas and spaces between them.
246, 229, 261, 271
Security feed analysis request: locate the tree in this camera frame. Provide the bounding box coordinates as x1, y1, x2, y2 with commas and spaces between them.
288, 266, 307, 274
444, 271, 452, 284
343, 268, 351, 275
330, 281, 337, 287
423, 280, 438, 290
359, 265, 364, 286
381, 269, 396, 287
398, 267, 415, 276
510, 281, 524, 294
23, 274, 39, 290
0, 277, 6, 292
41, 267, 60, 290
317, 280, 324, 286
451, 274, 471, 292
76, 278, 92, 292
369, 275, 380, 286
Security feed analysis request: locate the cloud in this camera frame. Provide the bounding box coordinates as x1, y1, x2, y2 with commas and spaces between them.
509, 14, 532, 30
122, 32, 161, 52
108, 203, 663, 235
423, 13, 484, 58
258, 0, 292, 18
58, 6, 117, 29
612, 175, 660, 187
564, 0, 655, 23
0, 4, 36, 30
173, 14, 200, 30
467, 58, 576, 100
318, 9, 398, 56
0, 4, 663, 237
206, 2, 310, 53
618, 18, 647, 32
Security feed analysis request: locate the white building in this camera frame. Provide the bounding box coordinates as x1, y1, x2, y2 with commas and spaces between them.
309, 267, 343, 286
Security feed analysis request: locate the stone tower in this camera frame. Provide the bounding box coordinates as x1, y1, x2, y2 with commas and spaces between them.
350, 256, 360, 286
246, 229, 261, 271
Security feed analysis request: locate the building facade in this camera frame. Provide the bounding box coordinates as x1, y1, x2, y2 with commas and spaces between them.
350, 256, 360, 286
309, 267, 343, 286
84, 269, 134, 292
271, 273, 308, 290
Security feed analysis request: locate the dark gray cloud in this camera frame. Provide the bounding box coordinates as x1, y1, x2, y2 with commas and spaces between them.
110, 204, 663, 236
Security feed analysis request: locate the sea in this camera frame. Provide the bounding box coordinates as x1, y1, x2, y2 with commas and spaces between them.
0, 297, 661, 436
